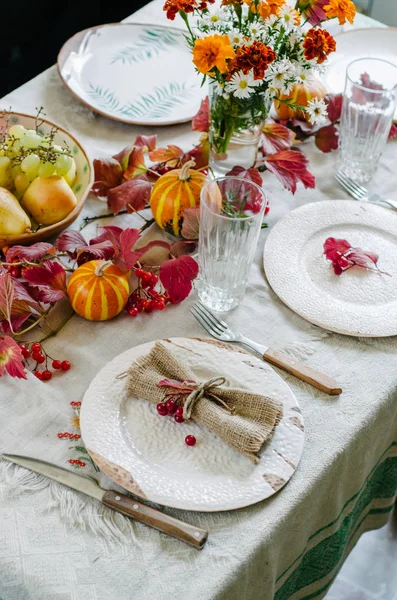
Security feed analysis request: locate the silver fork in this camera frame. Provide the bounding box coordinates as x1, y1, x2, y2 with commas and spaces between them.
335, 171, 397, 211
191, 301, 342, 396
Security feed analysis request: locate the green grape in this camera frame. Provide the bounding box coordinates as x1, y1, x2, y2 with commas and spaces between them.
11, 164, 22, 179
53, 144, 63, 153
8, 124, 26, 139
55, 153, 73, 176
7, 139, 21, 158
0, 156, 10, 169
21, 154, 40, 176
38, 162, 56, 177
20, 133, 42, 150
14, 172, 31, 195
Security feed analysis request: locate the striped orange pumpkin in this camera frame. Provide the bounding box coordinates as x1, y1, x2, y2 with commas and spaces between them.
274, 78, 327, 121
67, 260, 129, 321
150, 160, 207, 236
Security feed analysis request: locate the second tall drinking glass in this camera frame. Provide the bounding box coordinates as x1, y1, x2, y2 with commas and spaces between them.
198, 177, 267, 312
338, 58, 397, 184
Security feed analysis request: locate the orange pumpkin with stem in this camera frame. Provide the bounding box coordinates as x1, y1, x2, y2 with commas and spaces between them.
274, 78, 328, 121
67, 260, 129, 321
150, 160, 207, 237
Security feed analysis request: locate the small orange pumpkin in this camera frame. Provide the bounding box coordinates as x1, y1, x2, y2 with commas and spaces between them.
274, 78, 328, 121
150, 160, 207, 237
67, 260, 129, 321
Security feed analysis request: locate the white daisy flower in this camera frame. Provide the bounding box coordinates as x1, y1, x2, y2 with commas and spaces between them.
287, 27, 303, 47
229, 30, 245, 47
211, 80, 226, 95
249, 23, 265, 38
264, 15, 280, 29
278, 6, 300, 33
266, 59, 296, 93
294, 66, 313, 85
306, 98, 328, 125
226, 70, 258, 99
201, 6, 229, 28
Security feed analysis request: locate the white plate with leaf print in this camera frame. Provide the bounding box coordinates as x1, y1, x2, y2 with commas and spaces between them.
264, 200, 397, 337
58, 23, 207, 126
80, 338, 304, 512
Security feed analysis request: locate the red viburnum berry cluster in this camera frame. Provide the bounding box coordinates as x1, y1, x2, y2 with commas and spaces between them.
69, 459, 86, 467
57, 432, 81, 440
126, 268, 170, 317
156, 400, 197, 445
70, 401, 81, 407
18, 341, 71, 381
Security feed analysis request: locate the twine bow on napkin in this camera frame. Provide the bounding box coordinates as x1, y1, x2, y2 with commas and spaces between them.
125, 341, 283, 464
157, 376, 231, 419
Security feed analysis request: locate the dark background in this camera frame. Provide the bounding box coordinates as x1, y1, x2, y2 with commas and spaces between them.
2, 0, 150, 98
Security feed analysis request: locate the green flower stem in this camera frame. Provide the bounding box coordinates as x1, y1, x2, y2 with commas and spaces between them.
179, 10, 195, 42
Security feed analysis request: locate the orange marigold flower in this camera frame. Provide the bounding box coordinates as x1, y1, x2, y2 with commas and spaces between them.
245, 0, 286, 19
163, 0, 197, 20
324, 0, 356, 25
303, 28, 336, 64
229, 40, 277, 80
193, 35, 236, 75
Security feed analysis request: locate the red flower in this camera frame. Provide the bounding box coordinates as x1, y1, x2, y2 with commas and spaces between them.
303, 28, 336, 65
163, 0, 197, 19
192, 97, 210, 133
0, 336, 27, 379
296, 0, 328, 25
229, 41, 276, 80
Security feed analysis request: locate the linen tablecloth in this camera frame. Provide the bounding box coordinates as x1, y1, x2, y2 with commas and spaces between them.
1, 3, 396, 599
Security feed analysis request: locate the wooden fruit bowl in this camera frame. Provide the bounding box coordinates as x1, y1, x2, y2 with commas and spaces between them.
0, 113, 93, 248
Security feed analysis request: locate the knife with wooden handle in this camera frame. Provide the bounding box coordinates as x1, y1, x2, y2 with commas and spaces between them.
2, 454, 208, 549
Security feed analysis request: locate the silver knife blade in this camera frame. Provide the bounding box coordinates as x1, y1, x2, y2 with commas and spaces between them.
2, 453, 104, 501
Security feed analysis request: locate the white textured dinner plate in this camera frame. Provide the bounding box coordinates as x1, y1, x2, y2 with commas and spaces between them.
80, 338, 304, 512
325, 28, 397, 118
264, 200, 397, 337
57, 23, 207, 126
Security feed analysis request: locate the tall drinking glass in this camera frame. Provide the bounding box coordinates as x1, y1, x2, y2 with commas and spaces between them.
338, 58, 397, 184
198, 176, 267, 312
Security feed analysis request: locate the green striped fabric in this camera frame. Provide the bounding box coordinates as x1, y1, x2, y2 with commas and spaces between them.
275, 442, 397, 600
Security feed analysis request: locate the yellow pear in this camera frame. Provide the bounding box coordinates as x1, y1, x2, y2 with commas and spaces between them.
0, 156, 13, 189
0, 187, 31, 235
22, 176, 77, 225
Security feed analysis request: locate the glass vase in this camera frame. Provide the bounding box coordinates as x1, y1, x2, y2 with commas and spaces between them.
208, 83, 269, 176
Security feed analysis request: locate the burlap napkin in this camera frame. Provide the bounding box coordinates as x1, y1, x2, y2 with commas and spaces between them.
125, 341, 283, 464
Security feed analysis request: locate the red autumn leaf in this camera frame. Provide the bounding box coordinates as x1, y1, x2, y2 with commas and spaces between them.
113, 146, 134, 171
226, 165, 263, 187
90, 226, 123, 247
134, 134, 157, 151
23, 260, 67, 303
315, 125, 339, 153
181, 207, 200, 240
118, 228, 141, 270
124, 147, 148, 180
0, 336, 27, 379
192, 97, 209, 132
6, 242, 55, 263
57, 230, 87, 255
149, 145, 184, 166
160, 255, 199, 304
389, 124, 397, 140
265, 149, 315, 194
325, 94, 343, 124
170, 240, 197, 258
76, 242, 116, 266
185, 138, 210, 170
92, 158, 123, 197
262, 123, 295, 154
323, 237, 384, 276
107, 176, 152, 215
0, 274, 40, 333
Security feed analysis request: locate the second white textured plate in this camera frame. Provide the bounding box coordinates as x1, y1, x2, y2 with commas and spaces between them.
80, 338, 304, 511
264, 200, 397, 337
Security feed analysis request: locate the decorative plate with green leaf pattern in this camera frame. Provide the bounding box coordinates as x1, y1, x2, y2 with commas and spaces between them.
58, 23, 207, 126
